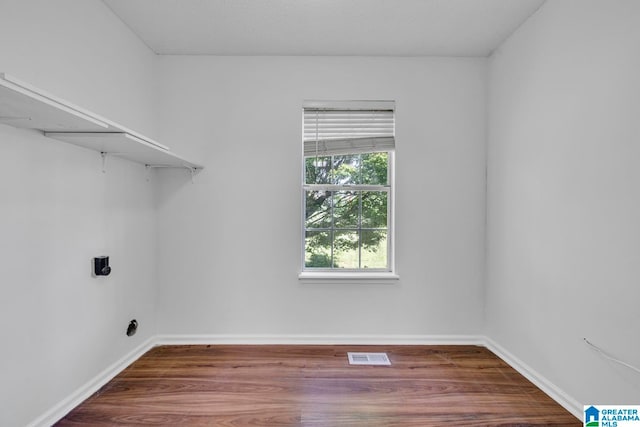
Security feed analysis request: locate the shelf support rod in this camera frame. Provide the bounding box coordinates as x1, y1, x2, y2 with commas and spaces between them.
182, 165, 198, 184
100, 152, 108, 174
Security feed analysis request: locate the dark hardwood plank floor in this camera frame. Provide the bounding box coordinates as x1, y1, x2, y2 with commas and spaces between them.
55, 345, 580, 426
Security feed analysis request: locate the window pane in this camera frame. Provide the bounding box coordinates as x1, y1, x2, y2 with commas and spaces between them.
305, 231, 332, 268
361, 152, 388, 185
333, 231, 359, 268
332, 154, 360, 185
361, 230, 387, 269
305, 156, 331, 184
305, 190, 332, 228
333, 191, 358, 229
361, 191, 387, 228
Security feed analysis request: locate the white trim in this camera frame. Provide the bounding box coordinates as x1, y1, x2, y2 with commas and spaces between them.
483, 337, 582, 420
303, 184, 391, 192
298, 271, 399, 282
155, 334, 485, 346
387, 150, 396, 274
26, 337, 156, 427
303, 100, 396, 110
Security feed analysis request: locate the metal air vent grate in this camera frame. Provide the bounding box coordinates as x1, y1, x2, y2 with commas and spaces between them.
347, 352, 391, 366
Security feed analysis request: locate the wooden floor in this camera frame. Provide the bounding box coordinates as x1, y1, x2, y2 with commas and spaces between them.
55, 345, 580, 426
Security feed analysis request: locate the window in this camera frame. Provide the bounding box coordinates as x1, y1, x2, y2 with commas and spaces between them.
302, 101, 395, 275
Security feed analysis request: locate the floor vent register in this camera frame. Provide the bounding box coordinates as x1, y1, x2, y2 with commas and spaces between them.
347, 352, 391, 366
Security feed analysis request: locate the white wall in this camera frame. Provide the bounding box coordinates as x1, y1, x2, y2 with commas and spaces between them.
487, 0, 640, 407
0, 1, 159, 426
155, 56, 487, 338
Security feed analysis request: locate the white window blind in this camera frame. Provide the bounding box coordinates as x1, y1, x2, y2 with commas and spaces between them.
303, 107, 395, 157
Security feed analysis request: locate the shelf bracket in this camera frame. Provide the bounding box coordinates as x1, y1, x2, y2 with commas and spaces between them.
145, 164, 152, 182
100, 152, 108, 174
186, 166, 197, 184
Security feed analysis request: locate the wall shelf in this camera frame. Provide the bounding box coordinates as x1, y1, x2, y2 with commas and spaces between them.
44, 132, 202, 168
0, 73, 203, 170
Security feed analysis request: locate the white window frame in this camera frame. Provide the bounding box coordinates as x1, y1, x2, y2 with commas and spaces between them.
299, 101, 398, 282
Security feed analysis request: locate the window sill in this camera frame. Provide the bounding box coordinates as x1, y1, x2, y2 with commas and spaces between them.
298, 272, 399, 284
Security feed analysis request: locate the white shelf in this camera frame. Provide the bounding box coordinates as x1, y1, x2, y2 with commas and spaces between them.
0, 74, 108, 132
44, 132, 203, 169
0, 73, 203, 170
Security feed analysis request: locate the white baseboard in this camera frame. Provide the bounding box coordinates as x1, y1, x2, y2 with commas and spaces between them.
155, 333, 486, 346
483, 336, 582, 420
28, 334, 582, 426
27, 336, 156, 427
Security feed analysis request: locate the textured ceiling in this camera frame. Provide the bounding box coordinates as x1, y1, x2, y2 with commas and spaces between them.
103, 0, 545, 56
